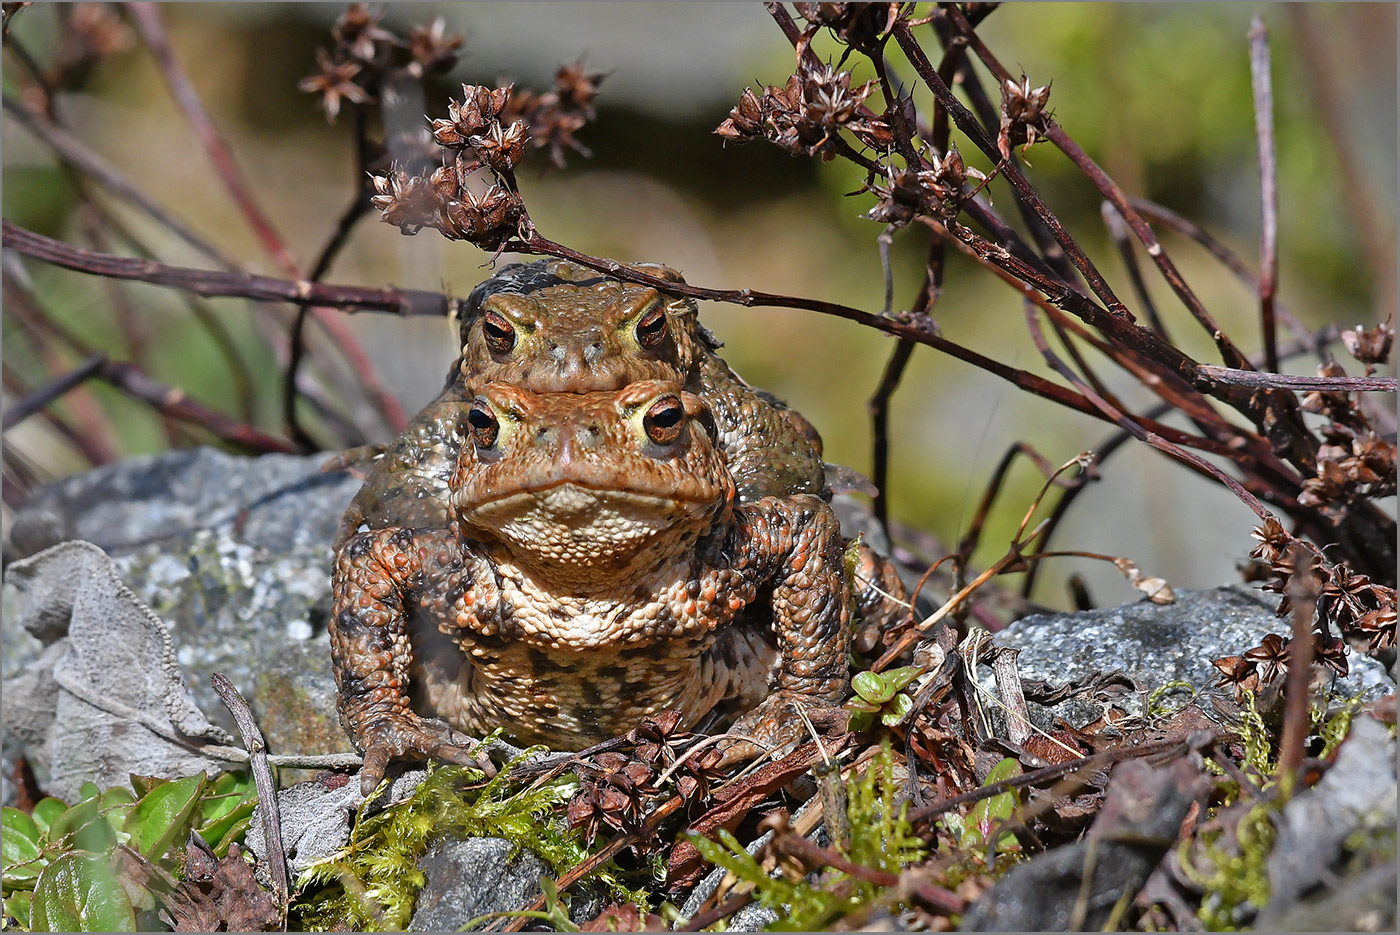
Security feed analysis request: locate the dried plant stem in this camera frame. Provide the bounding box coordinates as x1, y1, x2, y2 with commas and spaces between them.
1, 352, 105, 430
1198, 365, 1395, 393
4, 221, 450, 316
1277, 544, 1319, 788
210, 672, 289, 914
126, 2, 299, 277
906, 733, 1200, 828
3, 96, 230, 265
126, 3, 404, 434
1249, 16, 1280, 373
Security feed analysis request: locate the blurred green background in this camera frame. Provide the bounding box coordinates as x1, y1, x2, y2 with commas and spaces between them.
3, 3, 1395, 607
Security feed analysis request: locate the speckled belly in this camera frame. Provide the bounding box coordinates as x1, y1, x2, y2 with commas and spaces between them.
407, 618, 781, 748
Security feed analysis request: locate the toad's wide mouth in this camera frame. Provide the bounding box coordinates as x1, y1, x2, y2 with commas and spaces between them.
457, 480, 715, 525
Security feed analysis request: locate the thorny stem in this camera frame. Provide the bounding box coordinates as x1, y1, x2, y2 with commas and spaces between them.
1249, 16, 1280, 374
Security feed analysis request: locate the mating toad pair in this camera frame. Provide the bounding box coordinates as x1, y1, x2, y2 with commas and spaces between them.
329, 259, 905, 791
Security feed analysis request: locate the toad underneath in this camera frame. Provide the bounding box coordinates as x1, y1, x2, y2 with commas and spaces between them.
330, 381, 850, 791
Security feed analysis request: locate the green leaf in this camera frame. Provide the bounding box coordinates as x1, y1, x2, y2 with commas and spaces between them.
100, 788, 137, 835
882, 665, 923, 693
211, 815, 253, 858
198, 772, 255, 826
122, 773, 206, 863
851, 670, 895, 703
78, 783, 100, 803
4, 889, 32, 929
46, 797, 115, 855
128, 776, 161, 798
847, 709, 875, 733
880, 692, 915, 727
30, 798, 68, 837
197, 800, 256, 851
29, 852, 135, 932
961, 758, 1023, 853
2, 808, 44, 882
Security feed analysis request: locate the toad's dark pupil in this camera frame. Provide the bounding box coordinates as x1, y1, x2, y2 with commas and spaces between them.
635, 307, 667, 348
469, 406, 499, 447
483, 313, 516, 352
645, 398, 684, 443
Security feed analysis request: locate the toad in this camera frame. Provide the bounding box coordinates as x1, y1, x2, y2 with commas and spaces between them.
330, 381, 850, 791
334, 259, 828, 545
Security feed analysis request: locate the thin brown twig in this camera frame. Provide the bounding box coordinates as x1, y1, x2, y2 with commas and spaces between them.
1277, 544, 1319, 787
125, 2, 299, 277
1286, 4, 1398, 322
906, 733, 1197, 827
1249, 16, 1280, 374
125, 2, 405, 434
1198, 365, 1395, 393
1, 352, 105, 430
1, 366, 110, 467
3, 95, 230, 265
209, 672, 289, 915
4, 221, 450, 316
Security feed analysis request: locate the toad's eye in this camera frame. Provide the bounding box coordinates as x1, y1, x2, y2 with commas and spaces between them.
468, 403, 499, 449
643, 395, 685, 445
482, 310, 516, 355
634, 305, 668, 349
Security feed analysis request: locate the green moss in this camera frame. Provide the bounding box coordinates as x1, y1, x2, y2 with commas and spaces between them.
1179, 799, 1276, 931
686, 741, 926, 931
290, 753, 635, 931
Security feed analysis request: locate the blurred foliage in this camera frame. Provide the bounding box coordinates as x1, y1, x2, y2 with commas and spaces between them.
2, 2, 1394, 605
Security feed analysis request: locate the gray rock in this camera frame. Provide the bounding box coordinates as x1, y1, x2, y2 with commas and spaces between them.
988, 586, 1395, 729
1261, 715, 1397, 920
3, 447, 360, 759
408, 837, 550, 932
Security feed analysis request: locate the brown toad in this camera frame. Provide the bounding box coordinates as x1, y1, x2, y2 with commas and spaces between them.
334, 258, 828, 544
330, 381, 851, 791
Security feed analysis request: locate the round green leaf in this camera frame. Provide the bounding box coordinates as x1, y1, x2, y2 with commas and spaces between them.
2, 807, 43, 882
881, 692, 915, 726
851, 670, 895, 703
45, 797, 115, 855
29, 852, 135, 932
122, 772, 206, 862
4, 889, 32, 930
30, 798, 68, 837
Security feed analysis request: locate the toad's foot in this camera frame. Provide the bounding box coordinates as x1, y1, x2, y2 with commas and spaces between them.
356, 713, 488, 795
719, 691, 850, 767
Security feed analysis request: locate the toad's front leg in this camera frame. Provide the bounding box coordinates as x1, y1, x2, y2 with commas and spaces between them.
725, 495, 852, 757
330, 527, 485, 793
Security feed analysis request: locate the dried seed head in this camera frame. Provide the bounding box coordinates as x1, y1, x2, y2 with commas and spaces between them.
998, 74, 1052, 159
469, 120, 528, 174
369, 165, 439, 233
433, 84, 513, 147
436, 185, 522, 248
800, 62, 875, 129
332, 2, 394, 63
1341, 322, 1394, 370
407, 17, 463, 78
716, 87, 765, 143
299, 48, 370, 123
554, 59, 606, 114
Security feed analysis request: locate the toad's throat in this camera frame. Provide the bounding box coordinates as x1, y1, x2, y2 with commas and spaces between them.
460, 482, 718, 579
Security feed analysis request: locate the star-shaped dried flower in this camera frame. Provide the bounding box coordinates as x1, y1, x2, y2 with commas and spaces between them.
299, 48, 370, 123
407, 16, 463, 78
